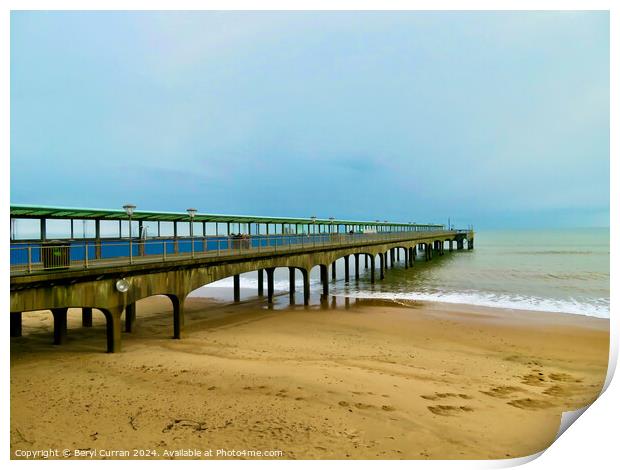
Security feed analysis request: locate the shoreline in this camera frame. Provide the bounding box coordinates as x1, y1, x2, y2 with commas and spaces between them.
192, 286, 611, 323
11, 295, 609, 459
191, 278, 611, 320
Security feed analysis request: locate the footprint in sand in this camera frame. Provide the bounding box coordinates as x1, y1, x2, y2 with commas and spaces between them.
427, 405, 474, 416
507, 398, 553, 410
480, 386, 524, 398
520, 373, 547, 387
421, 392, 473, 401
549, 372, 580, 383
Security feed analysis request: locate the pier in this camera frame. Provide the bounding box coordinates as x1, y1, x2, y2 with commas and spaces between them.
10, 204, 474, 352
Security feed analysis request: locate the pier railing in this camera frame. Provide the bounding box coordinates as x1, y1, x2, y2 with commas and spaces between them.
10, 230, 464, 276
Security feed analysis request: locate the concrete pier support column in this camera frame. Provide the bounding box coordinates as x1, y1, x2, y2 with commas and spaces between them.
365, 255, 369, 269
170, 295, 185, 339
397, 249, 400, 261
344, 256, 350, 282
51, 308, 68, 345
82, 307, 93, 327
332, 261, 336, 280
449, 240, 454, 252
302, 269, 310, 306
468, 238, 474, 250
257, 269, 264, 296
370, 256, 376, 283
289, 267, 296, 303
266, 267, 275, 304
320, 265, 329, 297
390, 248, 395, 266
354, 254, 360, 280
100, 308, 123, 353
404, 248, 409, 269
10, 312, 22, 337
124, 303, 136, 333
380, 254, 385, 280
233, 274, 240, 302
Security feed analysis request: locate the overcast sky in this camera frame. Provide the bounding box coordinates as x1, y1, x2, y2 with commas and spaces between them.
10, 11, 609, 228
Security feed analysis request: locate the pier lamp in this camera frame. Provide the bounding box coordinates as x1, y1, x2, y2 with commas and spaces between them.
116, 278, 130, 293
123, 204, 136, 264
310, 216, 317, 235
187, 208, 197, 257
329, 217, 334, 234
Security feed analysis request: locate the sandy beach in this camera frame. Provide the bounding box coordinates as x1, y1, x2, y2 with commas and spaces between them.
10, 294, 609, 460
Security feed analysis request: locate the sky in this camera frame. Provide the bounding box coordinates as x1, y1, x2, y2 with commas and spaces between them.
10, 11, 609, 229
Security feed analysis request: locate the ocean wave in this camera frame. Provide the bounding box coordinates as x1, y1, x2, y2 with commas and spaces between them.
339, 289, 610, 319
504, 250, 607, 256
188, 276, 321, 296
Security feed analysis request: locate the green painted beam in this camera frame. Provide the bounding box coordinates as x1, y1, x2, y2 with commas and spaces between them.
10, 203, 444, 228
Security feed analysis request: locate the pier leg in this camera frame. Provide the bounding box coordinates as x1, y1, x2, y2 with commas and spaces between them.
124, 303, 136, 333
468, 238, 474, 250
289, 267, 296, 303
354, 254, 360, 280
370, 256, 376, 283
449, 241, 453, 252
233, 274, 240, 302
51, 308, 68, 345
397, 249, 400, 261
257, 269, 264, 296
390, 249, 395, 266
380, 253, 385, 280
10, 312, 22, 337
404, 248, 409, 269
332, 261, 336, 280
365, 255, 369, 269
302, 269, 310, 306
344, 256, 350, 282
266, 267, 275, 304
82, 307, 93, 327
100, 308, 123, 353
320, 265, 329, 297
170, 295, 185, 339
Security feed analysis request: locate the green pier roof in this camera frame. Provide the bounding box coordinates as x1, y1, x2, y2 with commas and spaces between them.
10, 204, 443, 228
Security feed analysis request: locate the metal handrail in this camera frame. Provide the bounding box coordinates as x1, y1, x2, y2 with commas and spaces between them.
10, 230, 470, 276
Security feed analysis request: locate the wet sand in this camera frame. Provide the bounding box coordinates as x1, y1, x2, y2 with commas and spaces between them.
10, 294, 609, 459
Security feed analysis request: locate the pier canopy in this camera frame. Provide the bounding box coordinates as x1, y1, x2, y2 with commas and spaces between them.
10, 204, 444, 241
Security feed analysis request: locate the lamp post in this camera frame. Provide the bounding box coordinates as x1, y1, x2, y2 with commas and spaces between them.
329, 217, 334, 235
187, 208, 197, 257
123, 204, 136, 264
310, 216, 317, 235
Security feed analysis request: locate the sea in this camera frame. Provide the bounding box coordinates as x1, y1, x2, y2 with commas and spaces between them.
190, 228, 610, 319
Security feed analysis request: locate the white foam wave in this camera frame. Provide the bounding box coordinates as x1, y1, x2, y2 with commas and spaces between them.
342, 289, 609, 319
188, 275, 320, 297
186, 276, 609, 319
